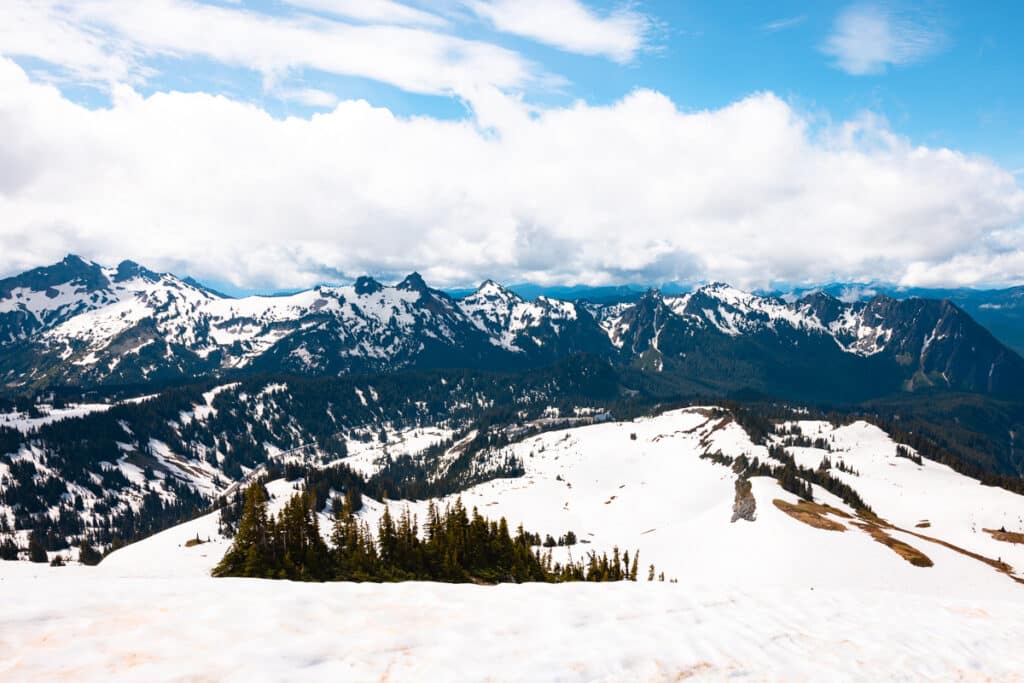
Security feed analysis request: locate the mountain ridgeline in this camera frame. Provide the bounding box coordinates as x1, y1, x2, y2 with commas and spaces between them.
1, 255, 1023, 403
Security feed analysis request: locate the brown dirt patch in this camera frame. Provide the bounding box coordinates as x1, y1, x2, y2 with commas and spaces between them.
851, 521, 933, 567
901, 526, 1023, 585
984, 528, 1024, 545
853, 514, 1024, 585
773, 499, 848, 531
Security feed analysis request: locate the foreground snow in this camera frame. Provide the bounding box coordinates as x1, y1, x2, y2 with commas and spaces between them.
5, 407, 1024, 680
1, 563, 1022, 682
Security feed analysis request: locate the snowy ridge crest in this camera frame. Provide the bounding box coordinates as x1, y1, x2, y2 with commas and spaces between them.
1, 256, 1021, 396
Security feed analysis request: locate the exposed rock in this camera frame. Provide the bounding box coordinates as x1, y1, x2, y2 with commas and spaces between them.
731, 477, 756, 523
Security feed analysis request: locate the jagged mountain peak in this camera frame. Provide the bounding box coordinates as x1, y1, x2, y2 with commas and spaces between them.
353, 275, 384, 296
1, 253, 108, 296
800, 289, 840, 303
693, 281, 771, 307
473, 279, 519, 300
639, 286, 663, 300
1, 256, 1022, 401
61, 253, 91, 267
112, 259, 161, 283
396, 272, 429, 293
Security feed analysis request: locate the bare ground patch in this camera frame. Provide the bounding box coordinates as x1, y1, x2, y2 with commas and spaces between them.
853, 515, 1024, 584
984, 528, 1024, 545
773, 499, 848, 532
851, 521, 933, 568
899, 526, 1024, 585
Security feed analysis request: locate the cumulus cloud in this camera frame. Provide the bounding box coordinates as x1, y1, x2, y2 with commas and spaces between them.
0, 57, 1021, 290
822, 4, 945, 75
465, 0, 652, 64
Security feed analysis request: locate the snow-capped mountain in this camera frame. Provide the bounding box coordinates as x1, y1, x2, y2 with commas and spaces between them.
2, 255, 1023, 401
459, 280, 609, 359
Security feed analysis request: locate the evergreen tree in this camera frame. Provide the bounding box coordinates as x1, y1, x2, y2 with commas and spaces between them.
0, 537, 20, 561
213, 482, 274, 578
215, 490, 652, 585
28, 531, 47, 563
78, 540, 102, 566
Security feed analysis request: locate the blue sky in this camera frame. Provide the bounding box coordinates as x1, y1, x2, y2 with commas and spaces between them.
0, 1, 1022, 290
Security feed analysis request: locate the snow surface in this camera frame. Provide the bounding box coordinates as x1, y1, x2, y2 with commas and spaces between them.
4, 408, 1024, 681
780, 419, 1024, 578
2, 563, 1024, 681
333, 425, 455, 477
356, 408, 1024, 598
0, 403, 113, 433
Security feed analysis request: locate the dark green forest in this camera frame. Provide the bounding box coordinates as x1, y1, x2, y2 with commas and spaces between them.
213, 483, 648, 584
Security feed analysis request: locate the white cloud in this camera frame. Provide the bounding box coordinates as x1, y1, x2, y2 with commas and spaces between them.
0, 1, 139, 86
0, 0, 536, 102
760, 15, 806, 33
465, 0, 651, 64
276, 87, 339, 108
822, 4, 945, 75
1, 57, 1021, 290
285, 0, 447, 27
837, 285, 877, 303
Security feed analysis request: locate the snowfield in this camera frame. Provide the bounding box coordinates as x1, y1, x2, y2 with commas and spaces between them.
3, 407, 1024, 681
2, 563, 1024, 682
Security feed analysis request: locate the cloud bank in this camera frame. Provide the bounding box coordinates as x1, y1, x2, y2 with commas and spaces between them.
0, 56, 1021, 290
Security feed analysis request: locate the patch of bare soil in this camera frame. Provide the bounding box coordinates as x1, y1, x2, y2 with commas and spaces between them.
773, 499, 847, 532
984, 528, 1024, 545
851, 521, 933, 567
899, 526, 1024, 585
855, 515, 1023, 584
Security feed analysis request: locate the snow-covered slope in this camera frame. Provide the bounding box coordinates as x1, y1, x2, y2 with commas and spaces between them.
5, 407, 1024, 681
361, 408, 1024, 598
85, 408, 1024, 598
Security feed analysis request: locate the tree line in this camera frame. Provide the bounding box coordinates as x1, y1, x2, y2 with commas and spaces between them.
213, 483, 653, 584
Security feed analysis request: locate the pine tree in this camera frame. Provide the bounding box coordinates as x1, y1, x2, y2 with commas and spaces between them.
28, 531, 47, 563
0, 537, 19, 561
78, 540, 102, 566
213, 482, 273, 578
215, 489, 648, 586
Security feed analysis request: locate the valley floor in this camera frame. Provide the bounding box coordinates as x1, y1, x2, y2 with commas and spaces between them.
2, 563, 1023, 682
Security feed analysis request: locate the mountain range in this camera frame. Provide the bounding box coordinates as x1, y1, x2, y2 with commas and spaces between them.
2, 255, 1023, 404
